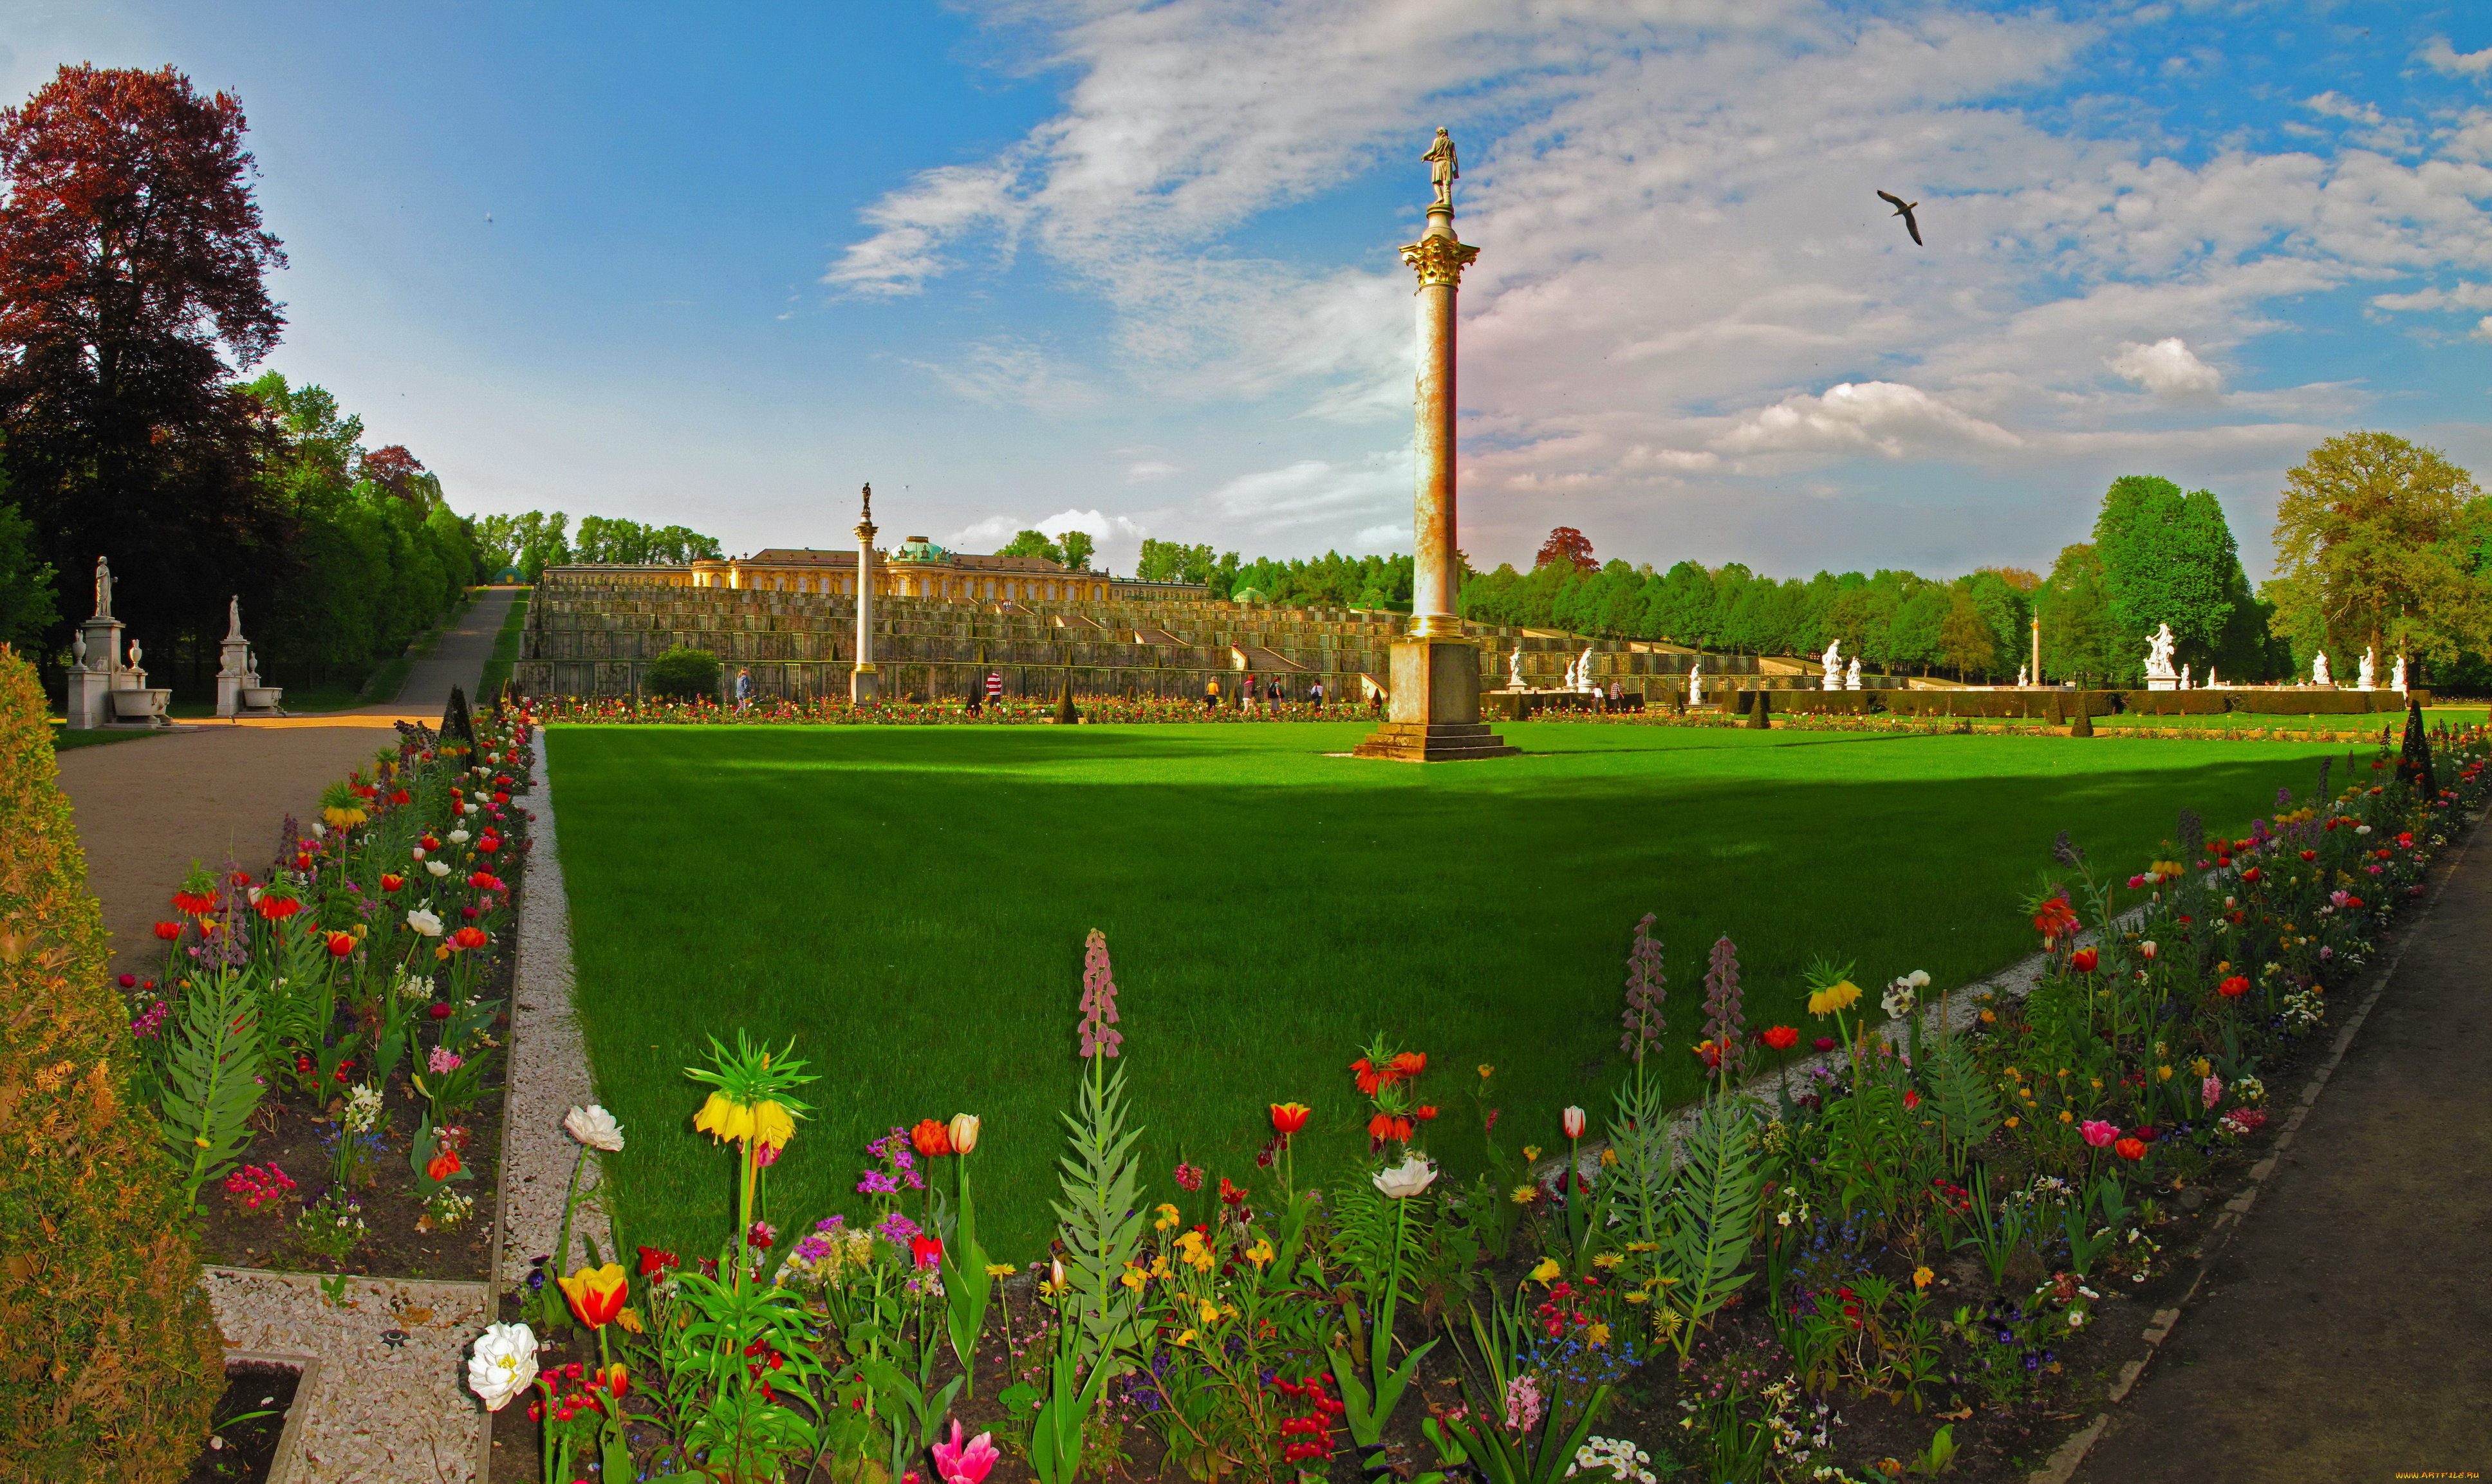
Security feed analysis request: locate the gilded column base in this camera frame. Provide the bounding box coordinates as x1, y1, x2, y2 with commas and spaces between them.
850, 668, 880, 703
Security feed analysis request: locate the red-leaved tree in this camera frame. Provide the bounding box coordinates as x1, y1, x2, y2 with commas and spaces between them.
0, 64, 290, 663
359, 444, 426, 503
1536, 526, 1596, 573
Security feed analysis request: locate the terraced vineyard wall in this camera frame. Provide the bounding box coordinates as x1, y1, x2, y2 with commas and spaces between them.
513, 584, 1873, 702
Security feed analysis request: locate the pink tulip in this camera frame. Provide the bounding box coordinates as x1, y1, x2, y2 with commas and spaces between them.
2080, 1120, 2119, 1149
931, 1419, 998, 1484
1561, 1106, 1586, 1139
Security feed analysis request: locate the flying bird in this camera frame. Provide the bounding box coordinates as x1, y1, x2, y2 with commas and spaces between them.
1876, 190, 1922, 246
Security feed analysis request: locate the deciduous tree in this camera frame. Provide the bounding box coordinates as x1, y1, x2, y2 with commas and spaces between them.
1535, 526, 1596, 573
0, 65, 290, 656
2090, 475, 2256, 675
2268, 431, 2492, 674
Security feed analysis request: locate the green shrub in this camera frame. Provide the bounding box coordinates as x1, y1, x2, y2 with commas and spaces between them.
0, 646, 222, 1481
646, 645, 721, 700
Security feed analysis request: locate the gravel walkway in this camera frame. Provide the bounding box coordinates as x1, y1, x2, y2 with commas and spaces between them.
201, 1268, 490, 1484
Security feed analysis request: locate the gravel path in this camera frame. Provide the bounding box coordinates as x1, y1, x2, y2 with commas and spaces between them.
55, 588, 521, 981
201, 1267, 489, 1484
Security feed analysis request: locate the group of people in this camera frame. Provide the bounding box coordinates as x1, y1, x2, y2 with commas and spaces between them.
1202, 675, 1328, 710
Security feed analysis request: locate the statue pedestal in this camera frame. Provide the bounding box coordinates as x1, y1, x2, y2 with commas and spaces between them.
2146, 677, 2179, 691
851, 665, 880, 704
1353, 639, 1516, 761
63, 615, 126, 730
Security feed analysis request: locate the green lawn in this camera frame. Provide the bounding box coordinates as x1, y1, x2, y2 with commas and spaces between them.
547, 721, 2373, 1263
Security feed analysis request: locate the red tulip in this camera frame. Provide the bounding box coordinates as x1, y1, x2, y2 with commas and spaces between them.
468, 871, 503, 891
380, 874, 405, 893
153, 921, 183, 941
2300, 849, 2317, 862
418, 835, 441, 851
2113, 1137, 2147, 1162
1561, 1106, 1586, 1139
1902, 1089, 1920, 1110
2069, 947, 2099, 973
1270, 1102, 1312, 1136
911, 1118, 953, 1157
911, 1234, 944, 1271
451, 926, 488, 951
426, 1149, 463, 1180
1761, 1025, 1800, 1051
1813, 1036, 1837, 1053
2218, 976, 2251, 998
326, 932, 355, 958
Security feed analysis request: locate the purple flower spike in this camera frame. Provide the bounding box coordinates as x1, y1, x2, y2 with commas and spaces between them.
1619, 913, 1666, 1061
1079, 928, 1124, 1059
1703, 936, 1747, 1077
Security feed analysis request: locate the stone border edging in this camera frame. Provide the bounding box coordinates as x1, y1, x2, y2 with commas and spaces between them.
227, 1348, 322, 1484
2018, 808, 2482, 1484
473, 736, 611, 1479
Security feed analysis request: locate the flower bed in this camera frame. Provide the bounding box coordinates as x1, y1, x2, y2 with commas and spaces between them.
128, 708, 536, 1279
470, 721, 2483, 1483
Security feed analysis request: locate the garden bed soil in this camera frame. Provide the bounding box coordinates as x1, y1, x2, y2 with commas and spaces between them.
182, 1358, 304, 1484
191, 830, 525, 1282
198, 1059, 507, 1280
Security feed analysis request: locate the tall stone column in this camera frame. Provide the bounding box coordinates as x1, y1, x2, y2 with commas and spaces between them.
851, 483, 880, 704
1355, 129, 1514, 762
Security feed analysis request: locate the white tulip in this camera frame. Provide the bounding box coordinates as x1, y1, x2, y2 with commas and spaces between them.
411, 846, 426, 860
426, 860, 451, 878
406, 909, 444, 937
1371, 1156, 1438, 1200
1906, 969, 1931, 989
448, 829, 472, 844
564, 1104, 626, 1153
467, 1322, 539, 1412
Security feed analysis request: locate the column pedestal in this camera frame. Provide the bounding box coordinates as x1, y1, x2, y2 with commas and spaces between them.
851, 665, 880, 704
64, 615, 124, 730
1353, 638, 1516, 761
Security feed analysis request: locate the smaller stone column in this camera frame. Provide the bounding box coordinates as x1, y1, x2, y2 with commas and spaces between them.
851, 483, 880, 704
64, 556, 126, 730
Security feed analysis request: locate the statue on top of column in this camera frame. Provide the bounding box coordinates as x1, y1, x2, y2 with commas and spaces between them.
1424, 128, 1458, 207
860, 482, 872, 523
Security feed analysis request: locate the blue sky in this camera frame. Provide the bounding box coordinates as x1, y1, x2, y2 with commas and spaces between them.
6, 1, 2492, 580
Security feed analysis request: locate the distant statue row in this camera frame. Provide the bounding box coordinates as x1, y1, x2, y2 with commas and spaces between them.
2147, 622, 2407, 693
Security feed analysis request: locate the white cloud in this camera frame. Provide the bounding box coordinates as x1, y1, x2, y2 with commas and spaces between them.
1713, 382, 2024, 459
1124, 459, 1181, 482
828, 1, 2492, 571
2106, 338, 2223, 397
2369, 282, 2492, 313
947, 508, 1151, 571
903, 339, 1099, 416
1351, 521, 1411, 552
2419, 36, 2492, 79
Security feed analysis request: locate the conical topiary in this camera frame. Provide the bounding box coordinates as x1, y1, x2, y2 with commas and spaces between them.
2398, 694, 2437, 796
0, 647, 224, 1479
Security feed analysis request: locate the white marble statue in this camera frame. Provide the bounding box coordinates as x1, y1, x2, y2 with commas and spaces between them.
2313, 651, 2332, 687
2393, 654, 2408, 694
2017, 664, 2029, 687
1822, 640, 1842, 689
227, 595, 243, 641
2357, 646, 2376, 691
93, 557, 113, 619
1509, 643, 1525, 690
2206, 667, 2218, 689
1845, 656, 1862, 691
2143, 623, 2179, 682
1687, 662, 1703, 705
2181, 663, 2191, 690
1577, 647, 1595, 692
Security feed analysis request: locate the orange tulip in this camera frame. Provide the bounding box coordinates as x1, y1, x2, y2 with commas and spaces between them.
426, 1149, 463, 1181
557, 1263, 629, 1329
596, 1363, 629, 1397
911, 1118, 953, 1158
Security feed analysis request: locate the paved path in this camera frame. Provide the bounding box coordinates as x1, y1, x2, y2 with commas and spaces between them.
56, 587, 519, 979
2074, 819, 2492, 1482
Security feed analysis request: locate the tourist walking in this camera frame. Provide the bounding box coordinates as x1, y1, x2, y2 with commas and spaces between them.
1204, 677, 1220, 710
734, 667, 753, 712
986, 671, 1004, 710
1310, 679, 1325, 709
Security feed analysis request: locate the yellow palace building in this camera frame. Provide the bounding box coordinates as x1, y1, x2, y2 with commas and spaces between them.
674, 538, 1115, 604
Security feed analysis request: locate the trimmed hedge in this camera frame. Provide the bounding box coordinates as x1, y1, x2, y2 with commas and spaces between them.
0, 648, 222, 1479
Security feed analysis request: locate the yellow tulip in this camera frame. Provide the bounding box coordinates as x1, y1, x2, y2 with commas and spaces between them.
948, 1113, 981, 1153
1529, 1257, 1561, 1284
556, 1263, 629, 1328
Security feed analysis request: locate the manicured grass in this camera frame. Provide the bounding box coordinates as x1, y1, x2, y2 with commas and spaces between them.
548, 721, 2370, 1262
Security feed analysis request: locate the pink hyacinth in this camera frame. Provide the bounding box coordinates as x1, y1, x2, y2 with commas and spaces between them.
1077, 928, 1123, 1059
2080, 1119, 2119, 1149
2202, 1075, 2224, 1110
427, 1046, 463, 1075
931, 1419, 999, 1484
